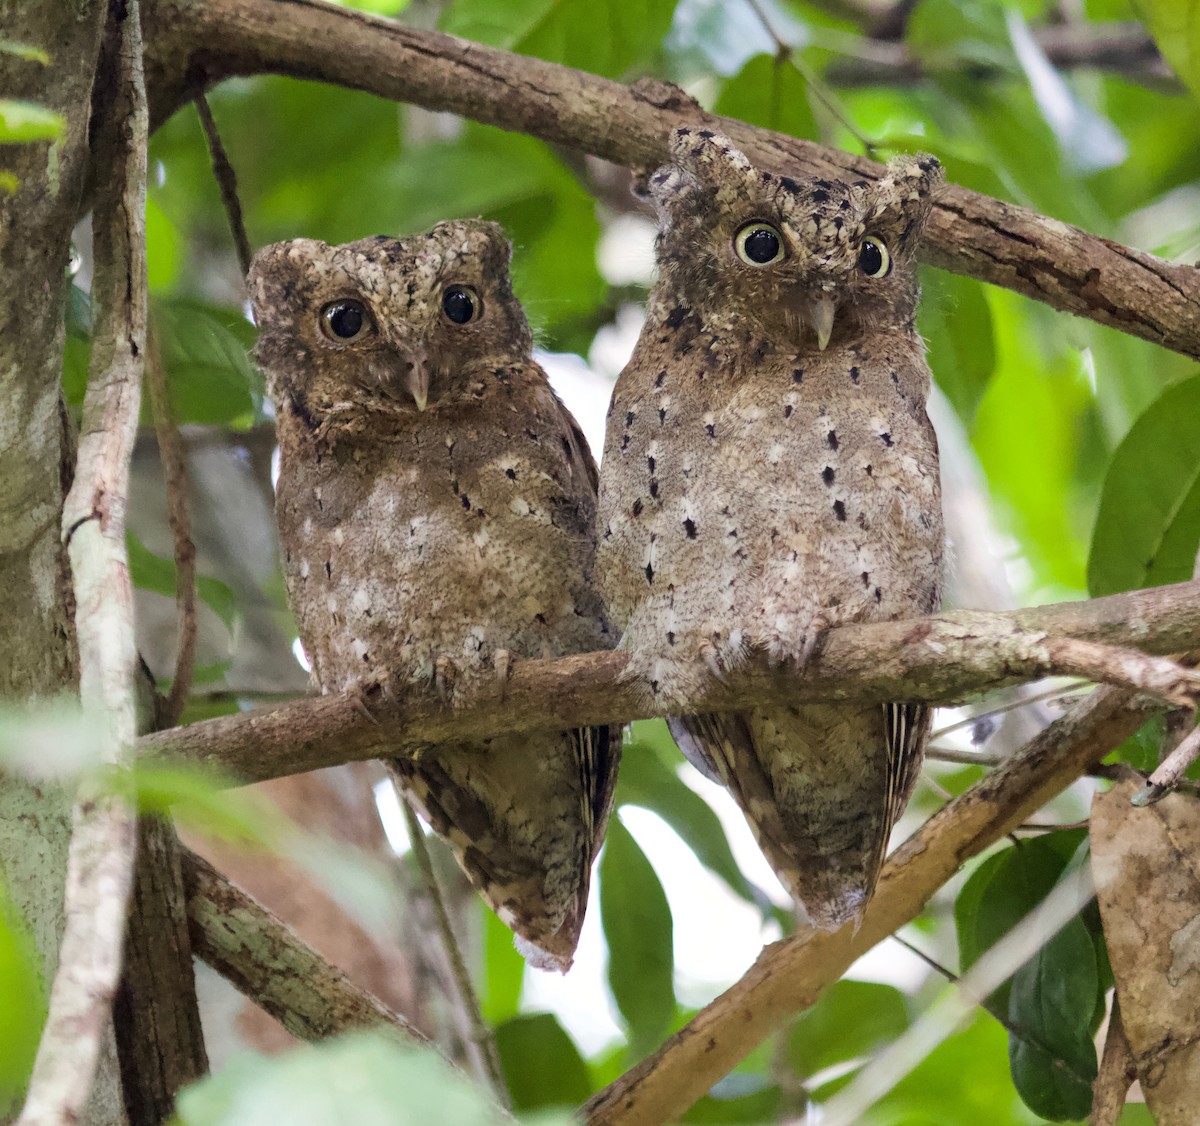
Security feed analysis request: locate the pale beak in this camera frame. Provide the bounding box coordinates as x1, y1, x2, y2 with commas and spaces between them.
402, 352, 431, 411
810, 297, 836, 352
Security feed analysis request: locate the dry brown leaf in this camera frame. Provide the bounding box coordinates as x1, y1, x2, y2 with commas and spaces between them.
1090, 772, 1200, 1125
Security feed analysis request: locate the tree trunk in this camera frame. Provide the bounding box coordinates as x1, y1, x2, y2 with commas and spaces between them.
0, 2, 124, 1120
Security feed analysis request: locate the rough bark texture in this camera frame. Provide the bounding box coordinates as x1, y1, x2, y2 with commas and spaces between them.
181, 847, 424, 1044
20, 2, 148, 1120
113, 817, 209, 1126
0, 1, 117, 1121
138, 580, 1200, 784
1091, 775, 1200, 1126
137, 0, 1200, 359
0, 0, 95, 702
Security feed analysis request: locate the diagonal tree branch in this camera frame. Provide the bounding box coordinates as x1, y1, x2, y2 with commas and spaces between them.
584, 683, 1154, 1125
20, 2, 149, 1121
138, 0, 1200, 359
181, 847, 426, 1044
137, 579, 1200, 784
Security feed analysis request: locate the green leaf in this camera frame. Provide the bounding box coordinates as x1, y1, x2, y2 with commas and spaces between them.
439, 0, 679, 78
0, 40, 51, 64
918, 268, 996, 424
329, 0, 411, 14
1087, 373, 1200, 596
1007, 919, 1098, 1121
1136, 0, 1200, 99
969, 289, 1091, 593
479, 903, 525, 1025
126, 532, 240, 633
119, 762, 274, 847
955, 832, 1086, 1013
682, 1075, 782, 1123
788, 979, 911, 1079
1105, 714, 1166, 772
866, 1010, 1039, 1125
152, 299, 260, 428
494, 1013, 592, 1110
714, 53, 818, 140
147, 195, 183, 293
617, 738, 761, 907
0, 99, 64, 143
599, 814, 675, 1057
174, 1031, 540, 1125
0, 883, 46, 1116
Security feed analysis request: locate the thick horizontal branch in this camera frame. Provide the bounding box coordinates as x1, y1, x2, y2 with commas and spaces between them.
826, 22, 1174, 89
137, 580, 1200, 785
181, 847, 424, 1044
584, 683, 1155, 1125
140, 0, 1200, 358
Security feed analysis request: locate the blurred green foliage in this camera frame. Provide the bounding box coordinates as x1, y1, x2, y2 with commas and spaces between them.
43, 0, 1200, 1120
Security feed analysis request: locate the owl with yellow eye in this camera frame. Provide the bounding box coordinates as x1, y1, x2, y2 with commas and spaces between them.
596, 129, 945, 928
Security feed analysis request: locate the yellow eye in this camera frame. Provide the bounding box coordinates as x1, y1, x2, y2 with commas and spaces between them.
319, 299, 372, 342
858, 236, 891, 278
734, 222, 785, 266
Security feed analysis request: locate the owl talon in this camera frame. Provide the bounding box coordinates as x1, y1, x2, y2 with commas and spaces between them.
345, 679, 384, 724
434, 656, 458, 702
796, 615, 831, 671
700, 641, 732, 685
493, 648, 513, 695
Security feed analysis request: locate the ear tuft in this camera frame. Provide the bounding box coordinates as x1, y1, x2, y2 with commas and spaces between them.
667, 127, 753, 174
863, 153, 944, 253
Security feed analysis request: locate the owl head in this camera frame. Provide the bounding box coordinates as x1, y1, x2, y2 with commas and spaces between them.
648, 128, 943, 352
248, 220, 533, 422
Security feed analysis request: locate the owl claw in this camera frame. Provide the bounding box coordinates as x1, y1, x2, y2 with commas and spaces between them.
796, 614, 830, 670
346, 679, 383, 725
700, 641, 732, 685
493, 648, 513, 696
433, 656, 458, 702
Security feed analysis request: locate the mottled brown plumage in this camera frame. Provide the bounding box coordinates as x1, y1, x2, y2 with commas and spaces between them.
596, 130, 944, 928
249, 220, 618, 970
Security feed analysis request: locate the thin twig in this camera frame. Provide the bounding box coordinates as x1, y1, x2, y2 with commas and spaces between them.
745, 0, 878, 155
1090, 997, 1135, 1125
389, 767, 508, 1107
926, 746, 1006, 766
1013, 819, 1090, 833
1135, 720, 1200, 804
144, 332, 198, 728
931, 682, 1088, 741
194, 92, 252, 278
19, 3, 148, 1120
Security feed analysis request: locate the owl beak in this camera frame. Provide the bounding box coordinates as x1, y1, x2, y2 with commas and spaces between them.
401, 352, 431, 411
809, 297, 836, 352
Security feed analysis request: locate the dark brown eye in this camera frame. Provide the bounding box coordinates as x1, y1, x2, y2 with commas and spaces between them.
443, 285, 481, 325
858, 236, 891, 278
319, 299, 370, 341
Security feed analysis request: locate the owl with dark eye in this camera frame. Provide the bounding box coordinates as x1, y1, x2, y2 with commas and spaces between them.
596, 130, 945, 929
249, 220, 619, 970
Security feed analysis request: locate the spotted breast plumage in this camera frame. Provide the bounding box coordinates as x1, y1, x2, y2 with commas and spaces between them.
249, 220, 618, 970
595, 129, 944, 928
